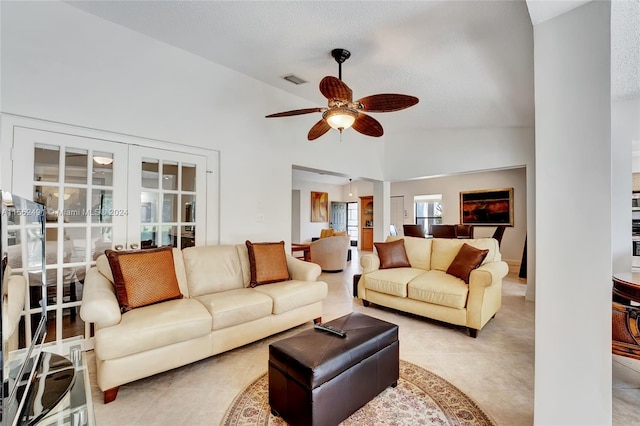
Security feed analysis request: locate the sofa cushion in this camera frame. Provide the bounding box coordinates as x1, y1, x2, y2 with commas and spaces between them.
446, 243, 489, 284
95, 298, 211, 360
431, 238, 498, 272
195, 288, 273, 330
375, 239, 411, 269
182, 245, 245, 296
253, 280, 328, 314
386, 236, 432, 270
364, 268, 425, 298
246, 241, 290, 287
407, 270, 469, 309
105, 246, 183, 312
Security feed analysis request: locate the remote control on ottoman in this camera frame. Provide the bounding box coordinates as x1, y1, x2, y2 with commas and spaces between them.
314, 322, 347, 338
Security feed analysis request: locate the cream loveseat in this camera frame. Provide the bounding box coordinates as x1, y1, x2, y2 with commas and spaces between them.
80, 243, 328, 403
358, 236, 508, 337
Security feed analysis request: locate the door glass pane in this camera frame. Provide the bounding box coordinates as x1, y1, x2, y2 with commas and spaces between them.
181, 226, 195, 248
162, 161, 179, 190
91, 226, 112, 260
141, 192, 158, 223
91, 189, 113, 223
162, 194, 178, 222
182, 195, 196, 222
62, 307, 84, 340
65, 148, 88, 184
142, 159, 159, 189
160, 225, 177, 247
182, 163, 196, 191
34, 185, 59, 211
63, 265, 83, 307
34, 144, 60, 183
63, 228, 86, 264
64, 188, 87, 223
93, 151, 114, 186
141, 225, 158, 248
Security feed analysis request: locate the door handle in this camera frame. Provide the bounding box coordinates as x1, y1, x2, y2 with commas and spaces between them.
130, 244, 139, 250
114, 245, 124, 250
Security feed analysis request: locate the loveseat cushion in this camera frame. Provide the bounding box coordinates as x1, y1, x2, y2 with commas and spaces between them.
431, 238, 499, 272
182, 245, 245, 296
364, 268, 425, 298
407, 270, 469, 309
386, 236, 432, 270
375, 239, 411, 269
94, 298, 211, 360
194, 288, 273, 330
253, 280, 328, 314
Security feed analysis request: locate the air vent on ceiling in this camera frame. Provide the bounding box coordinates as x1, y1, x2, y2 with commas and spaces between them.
282, 74, 307, 85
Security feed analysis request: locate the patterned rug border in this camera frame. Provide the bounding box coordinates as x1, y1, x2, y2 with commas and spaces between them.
222, 359, 497, 425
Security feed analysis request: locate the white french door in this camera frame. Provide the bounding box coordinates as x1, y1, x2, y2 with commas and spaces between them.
10, 126, 208, 344
127, 145, 206, 250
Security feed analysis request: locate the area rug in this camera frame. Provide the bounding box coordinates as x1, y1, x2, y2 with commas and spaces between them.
222, 360, 497, 425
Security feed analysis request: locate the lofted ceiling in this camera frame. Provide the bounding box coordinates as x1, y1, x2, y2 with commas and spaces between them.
65, 0, 638, 179
67, 0, 538, 136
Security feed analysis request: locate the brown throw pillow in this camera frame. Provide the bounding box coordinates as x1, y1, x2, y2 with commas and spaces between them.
106, 246, 183, 313
375, 239, 411, 269
446, 243, 490, 284
246, 241, 290, 287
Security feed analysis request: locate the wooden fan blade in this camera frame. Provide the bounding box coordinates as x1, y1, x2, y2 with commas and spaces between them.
356, 94, 419, 113
352, 113, 384, 137
308, 119, 332, 140
319, 76, 353, 102
266, 107, 323, 118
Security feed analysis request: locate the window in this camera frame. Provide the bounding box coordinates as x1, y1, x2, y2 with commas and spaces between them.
347, 202, 358, 244
414, 194, 442, 232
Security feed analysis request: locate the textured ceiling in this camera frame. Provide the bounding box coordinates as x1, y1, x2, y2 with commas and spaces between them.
66, 1, 639, 139
66, 0, 538, 136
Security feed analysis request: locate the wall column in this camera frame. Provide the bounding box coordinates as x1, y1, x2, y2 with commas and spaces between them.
533, 2, 612, 423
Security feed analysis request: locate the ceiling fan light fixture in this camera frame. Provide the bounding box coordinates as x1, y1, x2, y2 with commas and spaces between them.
324, 108, 358, 131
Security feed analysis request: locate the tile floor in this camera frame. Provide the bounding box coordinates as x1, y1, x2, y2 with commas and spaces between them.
85, 249, 640, 425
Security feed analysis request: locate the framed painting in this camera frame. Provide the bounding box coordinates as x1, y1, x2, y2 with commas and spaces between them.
460, 188, 514, 226
311, 191, 329, 222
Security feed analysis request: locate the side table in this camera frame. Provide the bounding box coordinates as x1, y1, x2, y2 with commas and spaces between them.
11, 336, 95, 425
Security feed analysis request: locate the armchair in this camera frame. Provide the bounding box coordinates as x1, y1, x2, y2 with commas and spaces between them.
309, 235, 350, 272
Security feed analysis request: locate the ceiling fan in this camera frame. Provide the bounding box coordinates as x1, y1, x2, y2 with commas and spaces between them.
266, 49, 419, 141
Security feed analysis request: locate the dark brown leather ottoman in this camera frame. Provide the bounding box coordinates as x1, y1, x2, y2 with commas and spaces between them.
268, 312, 399, 425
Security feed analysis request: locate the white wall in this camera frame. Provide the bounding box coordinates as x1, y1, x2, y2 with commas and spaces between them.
291, 180, 345, 243
534, 2, 612, 424
0, 1, 384, 246
291, 177, 374, 243
391, 167, 527, 264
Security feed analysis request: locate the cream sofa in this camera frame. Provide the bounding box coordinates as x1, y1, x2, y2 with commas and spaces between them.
80, 244, 328, 403
358, 236, 508, 337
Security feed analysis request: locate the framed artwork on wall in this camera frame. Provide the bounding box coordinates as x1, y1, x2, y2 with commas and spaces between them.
460, 188, 514, 226
311, 191, 329, 222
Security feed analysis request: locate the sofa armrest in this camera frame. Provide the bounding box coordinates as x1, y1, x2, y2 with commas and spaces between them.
469, 261, 509, 288
286, 255, 322, 281
466, 260, 509, 331
80, 267, 121, 328
360, 253, 381, 274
